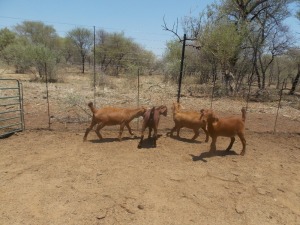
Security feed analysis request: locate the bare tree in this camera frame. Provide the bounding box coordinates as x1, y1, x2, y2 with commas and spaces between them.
241, 0, 294, 88
289, 64, 300, 94
67, 28, 93, 74
162, 16, 200, 49
289, 1, 300, 94
288, 47, 300, 94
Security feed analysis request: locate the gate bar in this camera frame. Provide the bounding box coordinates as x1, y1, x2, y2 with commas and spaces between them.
0, 116, 20, 122
0, 109, 21, 115
0, 102, 20, 107
0, 78, 24, 137
0, 122, 22, 130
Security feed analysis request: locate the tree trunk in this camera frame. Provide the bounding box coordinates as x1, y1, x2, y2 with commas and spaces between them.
82, 56, 85, 74
289, 64, 300, 95
276, 60, 281, 89
268, 63, 274, 87
262, 71, 266, 89
254, 63, 261, 89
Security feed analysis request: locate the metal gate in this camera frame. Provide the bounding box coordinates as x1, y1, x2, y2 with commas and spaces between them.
0, 79, 24, 138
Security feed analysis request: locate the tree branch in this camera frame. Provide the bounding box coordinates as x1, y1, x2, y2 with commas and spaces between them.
162, 16, 183, 41
162, 16, 202, 49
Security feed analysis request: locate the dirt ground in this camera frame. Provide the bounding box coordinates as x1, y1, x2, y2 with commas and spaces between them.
1, 72, 300, 225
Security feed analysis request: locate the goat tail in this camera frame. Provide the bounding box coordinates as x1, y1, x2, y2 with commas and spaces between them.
241, 107, 246, 122
149, 106, 155, 122
88, 102, 97, 114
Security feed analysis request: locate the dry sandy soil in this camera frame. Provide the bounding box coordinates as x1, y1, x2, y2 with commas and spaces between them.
1, 71, 300, 225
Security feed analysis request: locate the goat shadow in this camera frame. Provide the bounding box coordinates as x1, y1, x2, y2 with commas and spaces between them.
137, 134, 162, 149
190, 150, 239, 162
89, 136, 140, 144
168, 135, 202, 144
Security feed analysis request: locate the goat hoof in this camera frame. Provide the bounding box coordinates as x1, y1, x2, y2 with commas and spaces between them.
137, 145, 142, 149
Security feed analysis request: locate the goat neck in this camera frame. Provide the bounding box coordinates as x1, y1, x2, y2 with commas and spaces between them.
131, 107, 147, 119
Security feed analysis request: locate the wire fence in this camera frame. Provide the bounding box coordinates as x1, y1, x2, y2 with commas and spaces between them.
1, 66, 298, 137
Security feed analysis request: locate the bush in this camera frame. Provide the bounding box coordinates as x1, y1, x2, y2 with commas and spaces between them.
1, 43, 33, 73
33, 45, 58, 82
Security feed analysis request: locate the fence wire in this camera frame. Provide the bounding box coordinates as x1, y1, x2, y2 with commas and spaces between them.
2, 67, 296, 136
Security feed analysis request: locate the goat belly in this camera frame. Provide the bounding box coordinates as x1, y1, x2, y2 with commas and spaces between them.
217, 130, 237, 137
213, 126, 238, 137
104, 117, 124, 125
106, 121, 122, 126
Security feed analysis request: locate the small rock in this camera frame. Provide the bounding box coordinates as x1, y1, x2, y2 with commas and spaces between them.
231, 171, 240, 176
235, 205, 244, 214
277, 188, 285, 193
137, 204, 144, 210
257, 187, 267, 195
96, 214, 106, 220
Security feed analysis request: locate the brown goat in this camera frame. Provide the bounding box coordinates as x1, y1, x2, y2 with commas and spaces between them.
83, 102, 146, 141
137, 105, 168, 148
201, 107, 246, 155
169, 102, 209, 142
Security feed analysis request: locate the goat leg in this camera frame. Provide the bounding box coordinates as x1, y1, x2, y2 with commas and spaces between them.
210, 137, 217, 151
83, 121, 97, 141
138, 126, 146, 149
125, 123, 134, 136
118, 124, 126, 141
83, 127, 92, 142
238, 134, 246, 156
152, 128, 158, 147
95, 124, 104, 139
202, 127, 209, 142
240, 150, 246, 156
170, 126, 176, 137
226, 137, 235, 151
138, 135, 144, 148
191, 129, 199, 140
176, 127, 180, 137
148, 127, 152, 139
